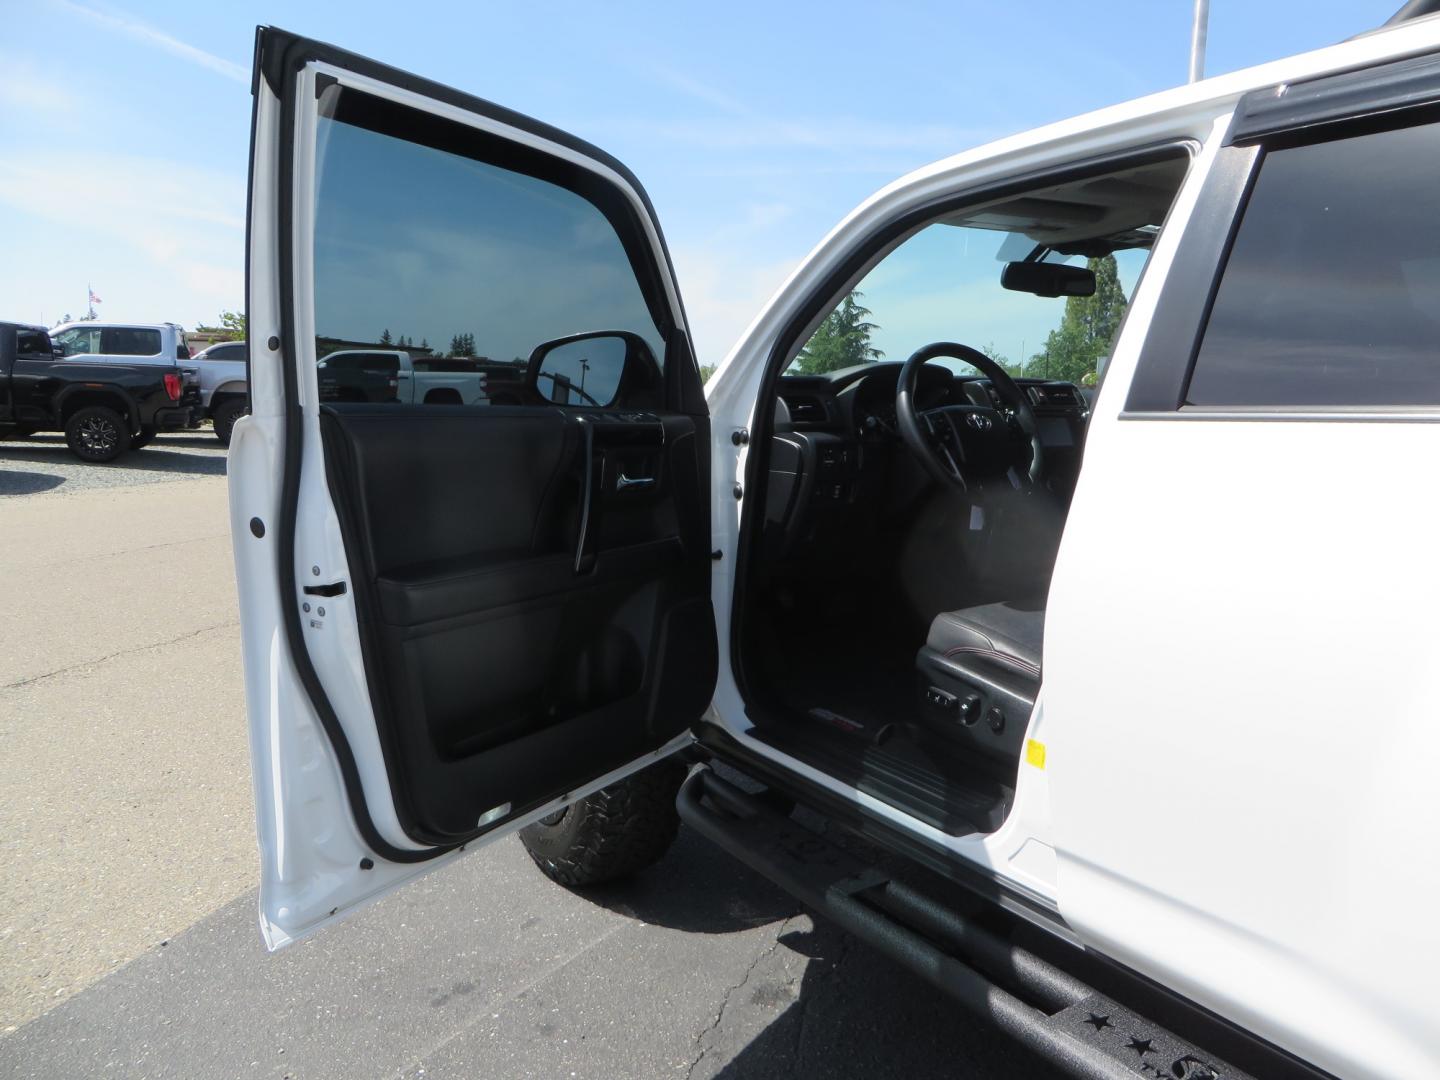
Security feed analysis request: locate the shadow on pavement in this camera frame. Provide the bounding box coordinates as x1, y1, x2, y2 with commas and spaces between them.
1, 434, 227, 476
709, 923, 1061, 1079
567, 823, 1058, 1076
0, 469, 67, 495
576, 826, 804, 934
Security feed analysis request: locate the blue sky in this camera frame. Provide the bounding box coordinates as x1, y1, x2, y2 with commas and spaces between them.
0, 0, 1399, 362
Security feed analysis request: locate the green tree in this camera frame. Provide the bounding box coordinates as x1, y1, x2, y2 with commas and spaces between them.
379, 328, 393, 345
447, 332, 475, 357
698, 364, 717, 384
1024, 255, 1127, 382
793, 291, 883, 375
980, 341, 1025, 378
419, 337, 429, 352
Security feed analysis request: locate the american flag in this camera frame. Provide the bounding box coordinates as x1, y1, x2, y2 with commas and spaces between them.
88, 289, 102, 305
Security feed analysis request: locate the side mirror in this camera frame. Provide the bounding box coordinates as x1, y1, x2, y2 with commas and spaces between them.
526, 331, 658, 408
1001, 261, 1096, 298
52, 346, 65, 359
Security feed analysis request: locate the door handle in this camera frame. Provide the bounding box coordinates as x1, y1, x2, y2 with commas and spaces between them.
616, 473, 655, 492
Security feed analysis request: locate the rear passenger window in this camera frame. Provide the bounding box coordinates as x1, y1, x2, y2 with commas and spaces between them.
1186, 120, 1440, 408
101, 328, 162, 356
309, 85, 666, 409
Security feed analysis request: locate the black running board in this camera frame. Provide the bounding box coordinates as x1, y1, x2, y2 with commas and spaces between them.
677, 768, 1254, 1080
752, 723, 1009, 834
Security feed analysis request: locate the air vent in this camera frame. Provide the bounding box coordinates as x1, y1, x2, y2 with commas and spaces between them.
781, 394, 827, 423
1026, 384, 1085, 409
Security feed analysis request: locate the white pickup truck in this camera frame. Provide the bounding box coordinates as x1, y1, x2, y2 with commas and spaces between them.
316, 349, 504, 406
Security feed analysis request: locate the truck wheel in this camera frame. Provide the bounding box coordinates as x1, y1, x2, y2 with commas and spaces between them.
65, 406, 129, 463
519, 760, 685, 887
212, 399, 247, 446
130, 427, 156, 450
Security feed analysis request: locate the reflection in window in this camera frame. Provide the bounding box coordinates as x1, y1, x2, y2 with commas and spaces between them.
311, 100, 664, 409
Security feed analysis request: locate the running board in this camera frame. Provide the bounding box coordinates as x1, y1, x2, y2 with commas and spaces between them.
677, 768, 1254, 1080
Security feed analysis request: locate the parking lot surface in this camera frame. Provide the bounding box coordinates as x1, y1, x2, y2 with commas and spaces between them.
0, 437, 1058, 1078
0, 433, 226, 497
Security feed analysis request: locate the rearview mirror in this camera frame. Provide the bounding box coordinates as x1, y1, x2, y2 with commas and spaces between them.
1001, 261, 1096, 298
526, 331, 659, 408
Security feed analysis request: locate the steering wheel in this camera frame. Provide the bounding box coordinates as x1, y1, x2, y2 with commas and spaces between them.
895, 342, 1044, 493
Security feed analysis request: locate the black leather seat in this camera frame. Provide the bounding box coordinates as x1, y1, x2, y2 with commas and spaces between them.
925, 600, 1044, 680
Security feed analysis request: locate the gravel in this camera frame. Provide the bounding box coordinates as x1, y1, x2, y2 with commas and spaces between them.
0, 432, 227, 497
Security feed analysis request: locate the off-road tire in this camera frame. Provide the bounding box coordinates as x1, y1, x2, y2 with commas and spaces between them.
212, 399, 247, 447
519, 760, 686, 887
130, 427, 155, 450
64, 405, 128, 463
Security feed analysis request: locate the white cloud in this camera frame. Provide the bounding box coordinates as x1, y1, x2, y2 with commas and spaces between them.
0, 152, 244, 326
50, 0, 248, 84
646, 65, 994, 155
0, 55, 81, 115
670, 245, 800, 365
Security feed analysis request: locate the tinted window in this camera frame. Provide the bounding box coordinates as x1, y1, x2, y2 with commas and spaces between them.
311, 87, 664, 409
176, 333, 190, 360
321, 352, 399, 374
101, 328, 162, 356
16, 330, 52, 358
200, 343, 245, 361
1187, 121, 1440, 407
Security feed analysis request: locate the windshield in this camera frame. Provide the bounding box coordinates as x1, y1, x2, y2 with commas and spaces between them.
787, 223, 1149, 385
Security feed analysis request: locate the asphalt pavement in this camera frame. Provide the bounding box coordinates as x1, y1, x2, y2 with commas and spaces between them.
0, 435, 1059, 1079
0, 431, 227, 496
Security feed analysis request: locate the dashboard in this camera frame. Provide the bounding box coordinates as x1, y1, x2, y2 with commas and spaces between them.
777, 362, 1090, 448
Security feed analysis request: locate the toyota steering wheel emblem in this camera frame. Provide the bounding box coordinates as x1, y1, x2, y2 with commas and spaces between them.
965, 412, 993, 431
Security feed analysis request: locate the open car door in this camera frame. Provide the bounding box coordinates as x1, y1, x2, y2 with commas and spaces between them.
231, 28, 717, 948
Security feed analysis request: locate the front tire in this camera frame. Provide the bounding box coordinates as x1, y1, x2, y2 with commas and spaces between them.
65, 406, 128, 463
519, 761, 685, 887
211, 399, 247, 447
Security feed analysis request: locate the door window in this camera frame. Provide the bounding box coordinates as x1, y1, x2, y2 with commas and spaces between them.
311, 86, 666, 409
100, 328, 162, 356
1186, 119, 1440, 408
53, 326, 102, 356
16, 330, 52, 359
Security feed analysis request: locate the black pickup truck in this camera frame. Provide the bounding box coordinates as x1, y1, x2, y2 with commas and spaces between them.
0, 322, 201, 462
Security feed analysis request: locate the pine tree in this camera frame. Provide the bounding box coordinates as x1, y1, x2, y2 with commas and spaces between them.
379, 328, 393, 345
792, 292, 884, 375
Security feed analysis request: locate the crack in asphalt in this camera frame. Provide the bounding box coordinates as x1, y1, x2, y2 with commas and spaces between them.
685, 916, 800, 1080
0, 620, 238, 691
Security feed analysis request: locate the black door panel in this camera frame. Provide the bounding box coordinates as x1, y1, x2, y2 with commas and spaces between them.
321, 404, 714, 844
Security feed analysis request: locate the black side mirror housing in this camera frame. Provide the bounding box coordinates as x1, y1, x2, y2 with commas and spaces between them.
1001, 261, 1097, 298
526, 330, 660, 409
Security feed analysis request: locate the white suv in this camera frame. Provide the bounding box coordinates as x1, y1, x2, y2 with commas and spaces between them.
229, 12, 1440, 1079
51, 321, 192, 368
